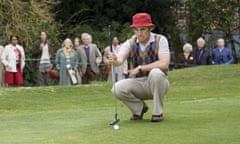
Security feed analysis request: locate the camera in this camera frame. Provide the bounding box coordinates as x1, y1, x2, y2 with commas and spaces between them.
217, 55, 224, 62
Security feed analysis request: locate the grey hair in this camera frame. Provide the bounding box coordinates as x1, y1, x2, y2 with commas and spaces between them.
81, 33, 92, 42
217, 38, 225, 42
62, 38, 73, 48
197, 37, 205, 44
183, 43, 193, 52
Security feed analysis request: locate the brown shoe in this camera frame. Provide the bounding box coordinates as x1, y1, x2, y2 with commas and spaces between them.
130, 103, 149, 120
130, 114, 143, 120
151, 114, 164, 122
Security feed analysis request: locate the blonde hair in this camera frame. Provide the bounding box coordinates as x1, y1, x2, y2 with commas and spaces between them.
62, 38, 73, 48
183, 43, 193, 52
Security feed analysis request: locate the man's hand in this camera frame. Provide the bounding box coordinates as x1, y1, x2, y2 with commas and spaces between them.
79, 71, 84, 77
108, 52, 117, 64
71, 70, 76, 75
69, 69, 75, 75
40, 43, 44, 50
128, 67, 139, 78
96, 58, 101, 64
5, 64, 13, 70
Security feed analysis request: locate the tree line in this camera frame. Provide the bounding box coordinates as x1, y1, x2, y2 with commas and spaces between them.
0, 0, 239, 85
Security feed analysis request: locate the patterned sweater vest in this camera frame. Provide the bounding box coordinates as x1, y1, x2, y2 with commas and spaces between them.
128, 35, 161, 77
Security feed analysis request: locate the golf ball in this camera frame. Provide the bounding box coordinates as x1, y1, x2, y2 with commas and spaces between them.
113, 124, 119, 130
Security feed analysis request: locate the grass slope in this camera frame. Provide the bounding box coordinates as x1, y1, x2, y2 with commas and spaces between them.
0, 65, 239, 144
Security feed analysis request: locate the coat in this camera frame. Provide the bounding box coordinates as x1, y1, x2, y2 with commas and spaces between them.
55, 48, 78, 85
32, 40, 53, 69
1, 44, 25, 72
0, 45, 5, 87
212, 47, 234, 64
193, 48, 212, 65
77, 44, 102, 74
177, 52, 196, 68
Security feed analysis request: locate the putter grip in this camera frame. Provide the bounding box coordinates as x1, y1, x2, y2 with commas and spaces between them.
108, 25, 113, 52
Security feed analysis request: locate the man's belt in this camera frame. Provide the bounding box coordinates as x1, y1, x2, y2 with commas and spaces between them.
162, 69, 168, 76
136, 69, 168, 78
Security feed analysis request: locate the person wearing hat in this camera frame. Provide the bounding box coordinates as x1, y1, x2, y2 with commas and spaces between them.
109, 13, 170, 122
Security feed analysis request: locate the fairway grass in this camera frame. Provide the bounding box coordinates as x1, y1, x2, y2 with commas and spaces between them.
0, 65, 239, 144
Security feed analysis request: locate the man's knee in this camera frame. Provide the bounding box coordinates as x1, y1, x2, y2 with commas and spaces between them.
111, 81, 127, 100
148, 68, 166, 82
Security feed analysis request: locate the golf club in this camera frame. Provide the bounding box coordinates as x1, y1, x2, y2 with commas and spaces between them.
108, 25, 120, 126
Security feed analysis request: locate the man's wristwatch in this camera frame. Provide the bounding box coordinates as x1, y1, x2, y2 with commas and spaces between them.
138, 65, 142, 73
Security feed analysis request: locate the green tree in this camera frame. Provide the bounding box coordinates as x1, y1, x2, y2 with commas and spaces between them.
55, 0, 179, 51
0, 0, 60, 49
187, 0, 240, 62
0, 0, 61, 85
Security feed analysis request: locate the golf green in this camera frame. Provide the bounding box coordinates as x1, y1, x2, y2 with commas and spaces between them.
0, 65, 239, 144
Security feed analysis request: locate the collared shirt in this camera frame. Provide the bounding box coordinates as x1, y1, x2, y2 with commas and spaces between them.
218, 47, 224, 53
119, 32, 169, 57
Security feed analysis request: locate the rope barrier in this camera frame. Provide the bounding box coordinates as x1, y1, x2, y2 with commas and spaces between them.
20, 58, 109, 66
3, 58, 217, 67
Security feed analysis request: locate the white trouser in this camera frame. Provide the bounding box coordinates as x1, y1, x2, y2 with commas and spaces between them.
112, 68, 169, 116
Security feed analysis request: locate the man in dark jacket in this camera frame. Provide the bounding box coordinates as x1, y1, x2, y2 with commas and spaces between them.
194, 37, 211, 65
32, 31, 53, 86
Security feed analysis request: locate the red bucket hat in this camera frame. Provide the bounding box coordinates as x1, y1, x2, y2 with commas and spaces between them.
130, 13, 155, 27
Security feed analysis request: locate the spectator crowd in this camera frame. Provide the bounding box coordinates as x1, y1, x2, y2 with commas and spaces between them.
175, 37, 234, 68
0, 31, 235, 87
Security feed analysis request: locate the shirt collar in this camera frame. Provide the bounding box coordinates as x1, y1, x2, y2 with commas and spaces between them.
218, 47, 224, 51
135, 32, 155, 46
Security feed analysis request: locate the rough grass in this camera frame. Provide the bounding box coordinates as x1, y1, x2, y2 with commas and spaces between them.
0, 65, 239, 144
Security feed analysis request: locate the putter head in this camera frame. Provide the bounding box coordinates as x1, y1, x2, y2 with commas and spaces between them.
109, 118, 120, 125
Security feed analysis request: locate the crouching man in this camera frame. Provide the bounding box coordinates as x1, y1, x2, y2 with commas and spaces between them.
109, 13, 170, 122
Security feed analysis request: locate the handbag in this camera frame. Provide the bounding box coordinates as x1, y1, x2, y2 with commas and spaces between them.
103, 64, 111, 76
47, 68, 59, 79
